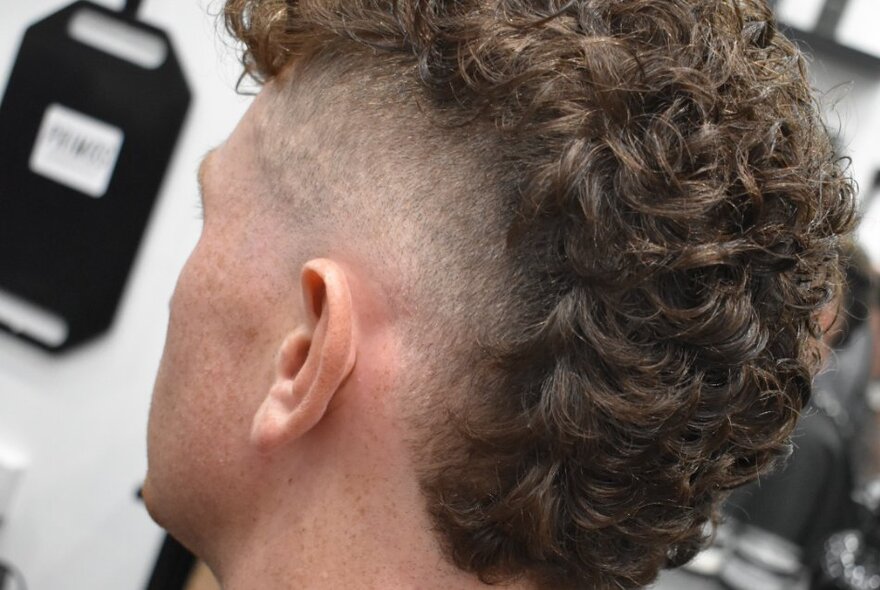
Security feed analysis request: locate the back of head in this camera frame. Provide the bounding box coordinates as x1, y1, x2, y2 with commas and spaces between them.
224, 1, 856, 588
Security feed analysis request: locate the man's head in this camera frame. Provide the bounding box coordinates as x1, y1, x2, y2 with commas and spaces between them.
144, 1, 856, 588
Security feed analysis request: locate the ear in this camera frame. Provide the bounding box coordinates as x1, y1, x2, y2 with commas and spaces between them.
251, 259, 357, 453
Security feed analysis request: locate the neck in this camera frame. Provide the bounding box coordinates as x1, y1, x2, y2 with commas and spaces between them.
207, 408, 531, 590
216, 485, 485, 590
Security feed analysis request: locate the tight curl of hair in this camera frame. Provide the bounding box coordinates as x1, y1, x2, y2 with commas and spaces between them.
225, 1, 857, 588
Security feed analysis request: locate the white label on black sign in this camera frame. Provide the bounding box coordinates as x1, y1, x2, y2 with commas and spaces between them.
29, 104, 124, 198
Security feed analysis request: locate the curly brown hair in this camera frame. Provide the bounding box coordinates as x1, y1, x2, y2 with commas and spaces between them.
224, 1, 856, 588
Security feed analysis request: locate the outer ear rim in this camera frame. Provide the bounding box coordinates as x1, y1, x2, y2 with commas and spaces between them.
250, 259, 357, 454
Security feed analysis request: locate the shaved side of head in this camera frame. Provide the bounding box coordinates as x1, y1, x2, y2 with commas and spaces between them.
250, 52, 517, 384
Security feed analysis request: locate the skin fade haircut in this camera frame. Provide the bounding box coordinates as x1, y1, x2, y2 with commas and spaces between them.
223, 1, 856, 588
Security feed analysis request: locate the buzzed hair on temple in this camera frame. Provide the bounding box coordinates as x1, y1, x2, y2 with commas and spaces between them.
251, 51, 512, 337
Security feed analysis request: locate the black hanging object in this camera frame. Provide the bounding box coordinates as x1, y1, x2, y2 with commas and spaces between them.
0, 1, 190, 352
145, 534, 198, 590
122, 0, 143, 18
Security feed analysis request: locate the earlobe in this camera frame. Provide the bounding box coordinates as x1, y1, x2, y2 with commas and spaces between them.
250, 259, 357, 454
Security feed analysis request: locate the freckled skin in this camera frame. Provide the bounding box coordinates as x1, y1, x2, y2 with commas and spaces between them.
142, 81, 530, 589
143, 88, 294, 552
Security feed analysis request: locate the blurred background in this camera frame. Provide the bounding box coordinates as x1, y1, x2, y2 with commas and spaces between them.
0, 1, 879, 589
0, 1, 248, 588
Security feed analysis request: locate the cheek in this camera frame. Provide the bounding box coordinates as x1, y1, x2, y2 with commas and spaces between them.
151, 242, 238, 437
166, 231, 261, 364
152, 243, 214, 405
152, 230, 287, 443
146, 235, 277, 521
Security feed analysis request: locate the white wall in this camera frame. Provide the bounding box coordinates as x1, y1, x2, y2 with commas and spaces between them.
810, 55, 880, 198
0, 2, 879, 590
0, 1, 251, 589
779, 1, 880, 265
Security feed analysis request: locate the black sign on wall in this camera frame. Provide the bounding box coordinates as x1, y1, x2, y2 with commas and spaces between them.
0, 1, 190, 352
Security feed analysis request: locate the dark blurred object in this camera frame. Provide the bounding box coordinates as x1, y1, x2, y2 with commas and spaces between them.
721, 245, 877, 584
652, 521, 808, 590
0, 559, 26, 590
719, 525, 809, 590
145, 534, 195, 590
820, 531, 880, 590
0, 1, 190, 352
816, 480, 880, 590
819, 246, 880, 487
726, 406, 860, 573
